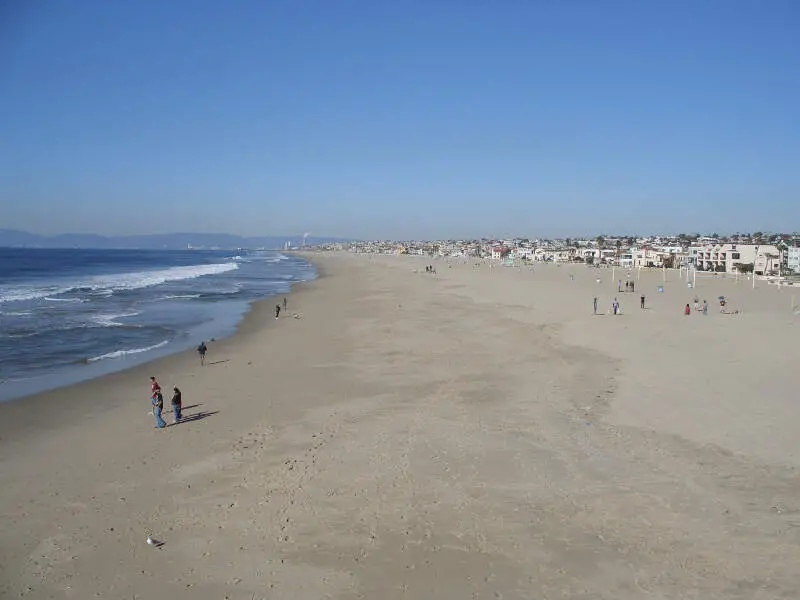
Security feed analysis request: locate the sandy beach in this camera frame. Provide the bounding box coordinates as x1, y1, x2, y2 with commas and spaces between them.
2, 253, 799, 599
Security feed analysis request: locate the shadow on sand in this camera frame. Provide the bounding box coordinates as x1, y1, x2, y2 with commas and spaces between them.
207, 360, 230, 366
171, 410, 219, 426
164, 403, 202, 414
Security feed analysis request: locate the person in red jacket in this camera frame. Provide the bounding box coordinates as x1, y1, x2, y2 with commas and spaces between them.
684, 304, 691, 316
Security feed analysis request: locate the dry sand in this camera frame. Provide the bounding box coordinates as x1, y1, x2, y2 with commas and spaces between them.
2, 253, 799, 599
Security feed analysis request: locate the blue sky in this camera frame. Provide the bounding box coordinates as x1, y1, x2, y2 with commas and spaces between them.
1, 1, 798, 239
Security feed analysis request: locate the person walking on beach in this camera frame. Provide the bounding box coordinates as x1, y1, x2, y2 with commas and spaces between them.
702, 300, 708, 315
630, 281, 635, 293
197, 341, 207, 366
171, 386, 182, 423
684, 303, 691, 316
593, 297, 598, 315
275, 304, 281, 319
283, 297, 287, 313
152, 389, 166, 428
618, 280, 622, 292
612, 298, 619, 315
640, 294, 646, 309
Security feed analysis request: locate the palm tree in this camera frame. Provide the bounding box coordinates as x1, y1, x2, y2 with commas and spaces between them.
596, 235, 605, 248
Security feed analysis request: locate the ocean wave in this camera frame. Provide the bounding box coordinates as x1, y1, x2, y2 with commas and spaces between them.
0, 262, 239, 304
160, 294, 201, 300
44, 297, 86, 303
91, 312, 142, 327
87, 340, 169, 362
1, 330, 38, 339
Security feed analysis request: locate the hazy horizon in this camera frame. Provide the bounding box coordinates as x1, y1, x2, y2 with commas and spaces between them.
2, 2, 798, 239
3, 227, 794, 244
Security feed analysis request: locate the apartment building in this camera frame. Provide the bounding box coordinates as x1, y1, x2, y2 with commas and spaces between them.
787, 247, 800, 273
694, 243, 780, 274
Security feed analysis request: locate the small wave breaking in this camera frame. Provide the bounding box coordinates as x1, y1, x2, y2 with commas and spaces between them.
160, 294, 201, 300
1, 262, 239, 304
87, 340, 169, 362
91, 312, 142, 327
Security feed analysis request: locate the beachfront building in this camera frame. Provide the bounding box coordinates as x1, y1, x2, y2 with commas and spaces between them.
490, 246, 510, 260
579, 248, 602, 263
787, 247, 800, 274
553, 248, 576, 263
600, 249, 617, 264
534, 248, 552, 261
694, 243, 780, 274
633, 247, 666, 268
516, 247, 535, 261
619, 252, 634, 268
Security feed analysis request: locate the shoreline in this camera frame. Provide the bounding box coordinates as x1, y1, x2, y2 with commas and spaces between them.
0, 259, 323, 444
0, 256, 320, 406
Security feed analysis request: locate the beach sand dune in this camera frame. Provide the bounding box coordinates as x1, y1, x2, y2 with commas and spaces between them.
1, 254, 799, 599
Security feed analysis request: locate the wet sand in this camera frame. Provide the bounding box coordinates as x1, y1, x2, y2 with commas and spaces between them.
1, 253, 799, 599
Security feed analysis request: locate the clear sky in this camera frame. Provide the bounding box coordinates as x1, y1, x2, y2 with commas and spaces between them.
1, 1, 798, 240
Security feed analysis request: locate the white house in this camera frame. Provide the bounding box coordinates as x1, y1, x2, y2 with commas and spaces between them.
490, 246, 509, 260
516, 247, 535, 261
579, 248, 601, 263
633, 247, 666, 268
619, 252, 634, 268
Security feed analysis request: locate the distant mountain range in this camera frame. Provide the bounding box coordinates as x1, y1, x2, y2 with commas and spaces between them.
0, 229, 352, 250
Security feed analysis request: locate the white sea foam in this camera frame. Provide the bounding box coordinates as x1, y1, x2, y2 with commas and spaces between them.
0, 262, 238, 304
88, 340, 169, 362
160, 294, 201, 300
92, 312, 141, 327
43, 297, 86, 303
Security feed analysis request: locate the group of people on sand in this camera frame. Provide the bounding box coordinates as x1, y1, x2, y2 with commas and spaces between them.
684, 298, 709, 315
425, 265, 436, 274
618, 279, 636, 293
593, 293, 646, 315
149, 376, 182, 429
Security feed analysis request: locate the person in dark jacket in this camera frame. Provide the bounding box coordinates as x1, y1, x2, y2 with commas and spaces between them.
171, 387, 182, 423
197, 341, 207, 366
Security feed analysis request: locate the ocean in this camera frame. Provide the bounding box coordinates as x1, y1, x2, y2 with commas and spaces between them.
0, 248, 315, 401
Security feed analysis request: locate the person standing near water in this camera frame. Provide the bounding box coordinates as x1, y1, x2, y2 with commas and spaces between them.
283, 297, 287, 312
171, 386, 182, 423
197, 341, 207, 366
275, 304, 281, 319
